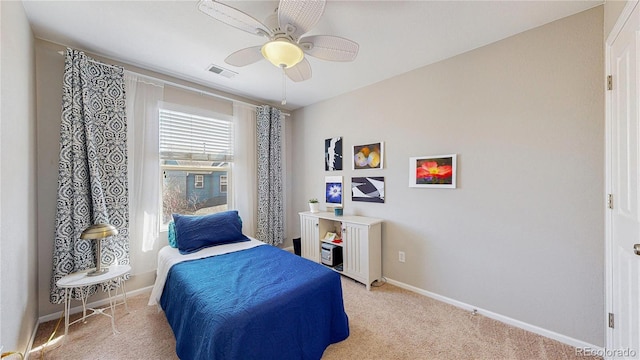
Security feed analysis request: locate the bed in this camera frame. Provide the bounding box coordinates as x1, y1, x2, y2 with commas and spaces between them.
148, 211, 349, 360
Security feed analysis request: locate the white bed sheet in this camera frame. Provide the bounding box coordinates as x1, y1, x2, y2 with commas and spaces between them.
148, 238, 265, 306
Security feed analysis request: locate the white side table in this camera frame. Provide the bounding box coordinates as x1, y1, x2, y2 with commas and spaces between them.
56, 264, 131, 337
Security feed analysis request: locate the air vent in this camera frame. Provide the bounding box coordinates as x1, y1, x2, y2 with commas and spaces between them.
207, 64, 237, 79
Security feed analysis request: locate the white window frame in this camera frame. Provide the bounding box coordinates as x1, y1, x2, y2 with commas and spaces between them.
220, 174, 228, 193
194, 174, 204, 189
159, 102, 233, 228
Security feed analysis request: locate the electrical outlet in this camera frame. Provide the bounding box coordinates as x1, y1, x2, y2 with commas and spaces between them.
398, 251, 405, 263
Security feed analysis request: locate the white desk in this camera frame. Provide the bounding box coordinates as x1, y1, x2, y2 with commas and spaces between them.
56, 264, 131, 337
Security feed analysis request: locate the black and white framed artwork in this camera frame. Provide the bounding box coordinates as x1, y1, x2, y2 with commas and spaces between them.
352, 177, 385, 203
325, 137, 343, 171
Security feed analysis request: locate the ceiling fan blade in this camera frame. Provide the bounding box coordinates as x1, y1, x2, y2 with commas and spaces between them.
278, 0, 326, 40
285, 58, 312, 82
198, 0, 269, 37
299, 35, 359, 62
225, 46, 264, 67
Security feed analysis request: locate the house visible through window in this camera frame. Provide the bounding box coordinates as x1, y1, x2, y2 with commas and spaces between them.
159, 104, 233, 226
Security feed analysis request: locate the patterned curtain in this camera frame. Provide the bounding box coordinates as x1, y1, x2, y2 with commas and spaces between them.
256, 105, 284, 246
50, 48, 129, 304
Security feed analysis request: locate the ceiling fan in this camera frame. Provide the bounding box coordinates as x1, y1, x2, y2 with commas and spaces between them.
198, 0, 359, 104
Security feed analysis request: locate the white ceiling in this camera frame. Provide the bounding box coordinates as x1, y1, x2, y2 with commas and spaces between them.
22, 0, 602, 110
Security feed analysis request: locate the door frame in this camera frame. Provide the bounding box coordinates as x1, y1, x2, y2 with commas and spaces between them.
605, 0, 640, 352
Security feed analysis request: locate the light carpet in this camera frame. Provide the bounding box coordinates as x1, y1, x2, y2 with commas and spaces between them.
30, 277, 601, 359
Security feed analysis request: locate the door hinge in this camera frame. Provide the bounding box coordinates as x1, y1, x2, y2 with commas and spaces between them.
607, 75, 613, 90
609, 312, 615, 328
607, 194, 614, 209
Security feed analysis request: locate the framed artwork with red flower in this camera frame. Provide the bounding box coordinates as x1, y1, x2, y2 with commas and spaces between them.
409, 154, 457, 188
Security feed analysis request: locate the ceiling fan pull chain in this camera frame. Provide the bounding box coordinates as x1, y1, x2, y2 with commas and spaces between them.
281, 65, 287, 105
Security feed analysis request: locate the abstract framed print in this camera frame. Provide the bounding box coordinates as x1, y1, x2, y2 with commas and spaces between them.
409, 154, 457, 188
352, 177, 384, 203
325, 137, 343, 171
353, 142, 383, 170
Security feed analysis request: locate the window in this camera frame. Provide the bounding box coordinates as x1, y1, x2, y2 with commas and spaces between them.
220, 175, 228, 193
194, 174, 204, 189
160, 104, 233, 226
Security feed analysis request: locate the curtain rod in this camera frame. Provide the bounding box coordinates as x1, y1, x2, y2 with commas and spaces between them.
56, 50, 290, 116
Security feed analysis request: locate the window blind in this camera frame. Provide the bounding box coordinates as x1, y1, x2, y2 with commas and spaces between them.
159, 108, 233, 162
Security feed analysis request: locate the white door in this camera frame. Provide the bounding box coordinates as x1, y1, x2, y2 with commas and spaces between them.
609, 3, 640, 358
343, 222, 368, 285
300, 214, 320, 262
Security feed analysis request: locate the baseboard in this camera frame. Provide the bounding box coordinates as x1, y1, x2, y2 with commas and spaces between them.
38, 285, 153, 323
24, 318, 39, 360
385, 277, 602, 351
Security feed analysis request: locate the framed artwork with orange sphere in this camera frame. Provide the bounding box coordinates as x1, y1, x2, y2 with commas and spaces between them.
352, 142, 383, 170
409, 154, 457, 188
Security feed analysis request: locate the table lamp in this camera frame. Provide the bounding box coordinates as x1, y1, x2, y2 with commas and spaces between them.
81, 223, 118, 276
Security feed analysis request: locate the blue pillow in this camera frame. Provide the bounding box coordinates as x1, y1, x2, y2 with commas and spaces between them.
173, 210, 249, 255
168, 221, 177, 248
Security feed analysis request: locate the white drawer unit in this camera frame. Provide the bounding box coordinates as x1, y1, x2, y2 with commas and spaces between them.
299, 211, 382, 290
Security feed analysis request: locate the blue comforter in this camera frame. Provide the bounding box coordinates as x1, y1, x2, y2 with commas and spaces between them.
160, 245, 349, 360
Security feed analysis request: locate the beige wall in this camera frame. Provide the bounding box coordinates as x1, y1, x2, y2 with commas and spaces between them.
163, 85, 233, 116
291, 7, 604, 346
0, 0, 38, 353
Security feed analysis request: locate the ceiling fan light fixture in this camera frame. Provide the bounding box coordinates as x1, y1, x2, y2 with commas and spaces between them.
261, 39, 304, 69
